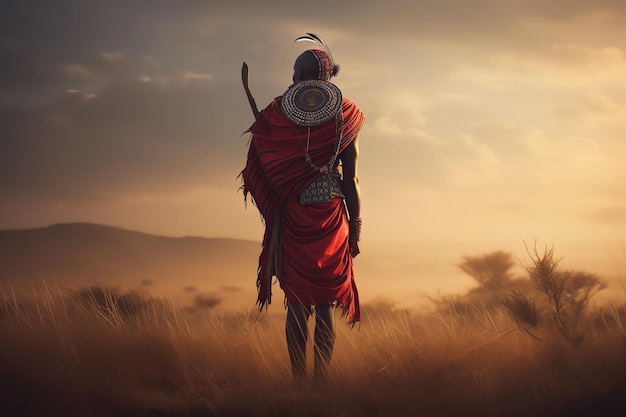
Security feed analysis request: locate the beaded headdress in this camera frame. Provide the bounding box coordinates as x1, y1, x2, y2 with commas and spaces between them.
294, 33, 339, 81
305, 49, 337, 81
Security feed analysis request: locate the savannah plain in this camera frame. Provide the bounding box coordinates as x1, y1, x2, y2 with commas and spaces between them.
1, 223, 625, 417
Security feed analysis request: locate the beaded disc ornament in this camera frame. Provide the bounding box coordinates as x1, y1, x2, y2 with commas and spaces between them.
280, 80, 342, 127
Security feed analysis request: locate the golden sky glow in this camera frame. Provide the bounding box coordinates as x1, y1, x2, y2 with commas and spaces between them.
1, 1, 625, 300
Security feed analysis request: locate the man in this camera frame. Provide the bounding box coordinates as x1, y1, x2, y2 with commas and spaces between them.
241, 36, 365, 382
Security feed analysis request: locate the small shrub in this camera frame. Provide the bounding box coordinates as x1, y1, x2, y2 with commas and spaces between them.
507, 240, 608, 346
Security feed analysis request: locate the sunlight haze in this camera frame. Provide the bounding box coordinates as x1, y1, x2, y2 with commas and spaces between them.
1, 0, 625, 302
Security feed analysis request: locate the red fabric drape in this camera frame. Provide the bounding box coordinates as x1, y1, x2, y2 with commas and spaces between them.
241, 96, 365, 324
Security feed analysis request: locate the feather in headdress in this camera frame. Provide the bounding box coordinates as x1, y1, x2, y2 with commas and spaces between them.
294, 33, 335, 63
294, 33, 327, 46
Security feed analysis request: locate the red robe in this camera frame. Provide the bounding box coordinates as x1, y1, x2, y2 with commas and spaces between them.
242, 96, 365, 324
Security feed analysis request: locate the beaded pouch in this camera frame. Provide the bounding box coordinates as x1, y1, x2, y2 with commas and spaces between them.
299, 173, 344, 205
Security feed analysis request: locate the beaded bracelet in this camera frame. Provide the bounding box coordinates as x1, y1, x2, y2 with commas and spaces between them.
349, 217, 362, 242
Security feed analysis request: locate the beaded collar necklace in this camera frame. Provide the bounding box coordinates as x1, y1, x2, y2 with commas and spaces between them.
280, 79, 343, 173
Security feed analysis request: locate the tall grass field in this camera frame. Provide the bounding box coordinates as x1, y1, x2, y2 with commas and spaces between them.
1, 244, 625, 417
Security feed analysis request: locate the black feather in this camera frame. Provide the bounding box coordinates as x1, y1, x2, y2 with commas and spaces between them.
305, 33, 327, 46
294, 35, 317, 44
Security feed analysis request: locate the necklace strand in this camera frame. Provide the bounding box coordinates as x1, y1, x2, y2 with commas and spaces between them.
293, 125, 328, 173
292, 113, 343, 174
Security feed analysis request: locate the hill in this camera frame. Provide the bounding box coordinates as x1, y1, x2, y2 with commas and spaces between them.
0, 223, 261, 310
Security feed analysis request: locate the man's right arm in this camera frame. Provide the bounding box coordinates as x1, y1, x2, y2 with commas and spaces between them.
339, 135, 361, 257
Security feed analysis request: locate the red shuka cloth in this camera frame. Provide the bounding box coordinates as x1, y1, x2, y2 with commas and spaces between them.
241, 96, 365, 324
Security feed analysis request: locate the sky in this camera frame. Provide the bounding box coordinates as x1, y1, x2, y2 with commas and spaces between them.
1, 0, 625, 287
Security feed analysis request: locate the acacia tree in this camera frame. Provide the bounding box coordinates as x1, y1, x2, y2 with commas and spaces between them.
457, 250, 516, 290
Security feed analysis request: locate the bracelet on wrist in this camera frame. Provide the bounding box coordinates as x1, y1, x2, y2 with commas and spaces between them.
349, 217, 362, 242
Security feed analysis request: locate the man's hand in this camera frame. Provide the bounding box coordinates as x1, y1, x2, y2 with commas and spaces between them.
348, 217, 362, 258
349, 239, 360, 258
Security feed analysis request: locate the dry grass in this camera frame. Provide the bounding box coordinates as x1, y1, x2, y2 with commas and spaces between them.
1, 277, 626, 417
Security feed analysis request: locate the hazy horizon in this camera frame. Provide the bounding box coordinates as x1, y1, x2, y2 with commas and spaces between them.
1, 222, 623, 314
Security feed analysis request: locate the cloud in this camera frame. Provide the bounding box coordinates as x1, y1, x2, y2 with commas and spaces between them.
589, 206, 626, 227
2, 0, 626, 246
65, 64, 99, 80
560, 93, 626, 127
453, 45, 626, 91
99, 51, 124, 62
0, 73, 248, 202
181, 71, 213, 81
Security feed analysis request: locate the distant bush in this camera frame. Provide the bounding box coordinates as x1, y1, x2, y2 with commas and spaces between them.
192, 294, 222, 309
71, 285, 171, 324
502, 240, 607, 345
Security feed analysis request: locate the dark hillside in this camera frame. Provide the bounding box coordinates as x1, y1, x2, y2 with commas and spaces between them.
0, 223, 261, 308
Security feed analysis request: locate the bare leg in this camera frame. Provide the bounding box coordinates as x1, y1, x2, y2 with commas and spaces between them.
286, 304, 311, 381
313, 304, 336, 382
